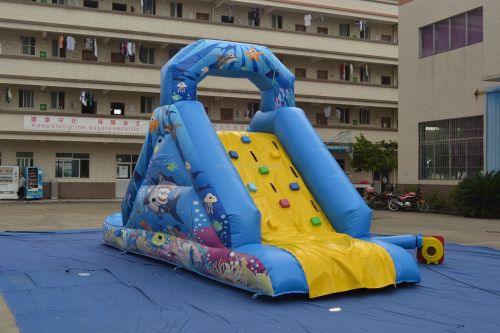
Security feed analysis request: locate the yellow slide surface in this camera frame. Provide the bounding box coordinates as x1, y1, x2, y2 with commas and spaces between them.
218, 131, 396, 298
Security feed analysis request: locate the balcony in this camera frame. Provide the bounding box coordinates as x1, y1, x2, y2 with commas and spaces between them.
0, 55, 398, 108
0, 0, 398, 64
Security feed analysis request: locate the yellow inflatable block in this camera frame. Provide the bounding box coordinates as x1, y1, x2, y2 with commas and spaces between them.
218, 131, 396, 298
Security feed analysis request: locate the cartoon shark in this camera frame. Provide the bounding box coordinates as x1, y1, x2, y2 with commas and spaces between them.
215, 54, 238, 69
144, 175, 184, 224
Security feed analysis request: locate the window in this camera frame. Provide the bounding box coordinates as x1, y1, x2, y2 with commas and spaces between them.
339, 23, 350, 37
420, 7, 483, 58
220, 108, 233, 121
83, 0, 98, 8
420, 24, 434, 58
337, 108, 350, 124
110, 52, 125, 63
82, 50, 97, 62
381, 76, 392, 85
317, 27, 328, 34
19, 89, 34, 108
110, 102, 125, 116
247, 10, 260, 27
221, 15, 234, 23
141, 96, 154, 113
50, 91, 65, 110
360, 65, 369, 83
419, 116, 483, 180
112, 3, 127, 11
359, 109, 370, 125
52, 0, 66, 4
316, 113, 327, 125
168, 46, 181, 59
20, 36, 35, 55
360, 26, 371, 39
295, 68, 306, 78
170, 2, 182, 18
381, 34, 392, 42
317, 70, 328, 80
197, 12, 209, 21
434, 19, 449, 54
51, 39, 66, 58
55, 153, 89, 178
272, 15, 283, 29
143, 0, 156, 14
450, 13, 466, 50
467, 7, 483, 45
116, 154, 139, 179
295, 24, 306, 32
246, 102, 259, 119
140, 47, 155, 64
381, 117, 391, 129
17, 152, 34, 171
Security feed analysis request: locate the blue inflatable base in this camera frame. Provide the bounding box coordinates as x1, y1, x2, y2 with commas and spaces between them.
0, 229, 499, 333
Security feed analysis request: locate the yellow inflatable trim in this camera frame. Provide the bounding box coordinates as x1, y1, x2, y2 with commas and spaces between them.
218, 131, 396, 298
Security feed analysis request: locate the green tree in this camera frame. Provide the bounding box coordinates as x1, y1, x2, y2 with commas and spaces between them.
350, 134, 398, 176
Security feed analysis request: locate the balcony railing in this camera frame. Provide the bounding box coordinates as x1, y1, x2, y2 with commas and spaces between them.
0, 0, 398, 63
0, 55, 398, 106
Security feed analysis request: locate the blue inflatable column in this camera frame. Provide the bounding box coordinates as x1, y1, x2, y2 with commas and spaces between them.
486, 86, 500, 172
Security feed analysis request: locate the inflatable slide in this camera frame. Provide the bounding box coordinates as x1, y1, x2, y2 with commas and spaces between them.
104, 39, 444, 298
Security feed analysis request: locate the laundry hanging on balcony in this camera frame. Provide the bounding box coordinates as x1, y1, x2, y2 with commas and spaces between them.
84, 38, 97, 58
339, 63, 354, 81
324, 105, 332, 118
80, 91, 95, 108
120, 41, 136, 62
5, 88, 12, 104
304, 14, 312, 27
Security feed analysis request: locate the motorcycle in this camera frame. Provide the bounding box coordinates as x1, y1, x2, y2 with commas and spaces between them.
388, 188, 430, 213
365, 185, 398, 210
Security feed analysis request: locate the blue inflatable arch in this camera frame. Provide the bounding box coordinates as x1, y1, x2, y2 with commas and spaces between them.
160, 39, 295, 112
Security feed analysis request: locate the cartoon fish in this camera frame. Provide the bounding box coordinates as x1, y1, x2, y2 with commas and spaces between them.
144, 180, 184, 224
215, 54, 238, 69
245, 48, 263, 61
140, 220, 152, 231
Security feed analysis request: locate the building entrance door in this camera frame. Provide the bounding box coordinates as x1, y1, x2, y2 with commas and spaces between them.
115, 154, 138, 198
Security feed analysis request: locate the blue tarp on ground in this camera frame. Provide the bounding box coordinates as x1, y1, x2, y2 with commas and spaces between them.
0, 229, 499, 333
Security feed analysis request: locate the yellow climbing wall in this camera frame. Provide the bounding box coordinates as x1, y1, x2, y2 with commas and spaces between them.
217, 131, 396, 298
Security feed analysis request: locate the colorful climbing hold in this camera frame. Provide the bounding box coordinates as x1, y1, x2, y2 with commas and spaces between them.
279, 199, 290, 208
259, 166, 269, 175
271, 151, 281, 159
228, 150, 239, 159
289, 182, 300, 191
247, 182, 258, 192
241, 135, 251, 144
310, 217, 322, 226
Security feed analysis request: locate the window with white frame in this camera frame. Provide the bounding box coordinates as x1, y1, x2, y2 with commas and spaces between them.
50, 91, 65, 110
18, 89, 34, 108
20, 36, 35, 55
337, 107, 350, 124
116, 154, 139, 179
170, 2, 182, 17
55, 153, 89, 178
272, 15, 283, 29
140, 47, 155, 65
420, 7, 482, 58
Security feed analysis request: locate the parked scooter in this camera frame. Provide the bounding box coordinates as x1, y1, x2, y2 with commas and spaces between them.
388, 188, 430, 212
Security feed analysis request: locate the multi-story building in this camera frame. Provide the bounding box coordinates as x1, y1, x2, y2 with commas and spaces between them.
398, 0, 500, 193
0, 0, 399, 199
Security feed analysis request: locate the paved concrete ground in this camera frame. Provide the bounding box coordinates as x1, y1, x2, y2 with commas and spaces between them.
0, 202, 499, 332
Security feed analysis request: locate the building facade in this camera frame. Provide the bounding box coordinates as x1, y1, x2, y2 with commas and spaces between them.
0, 0, 399, 199
398, 0, 500, 193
